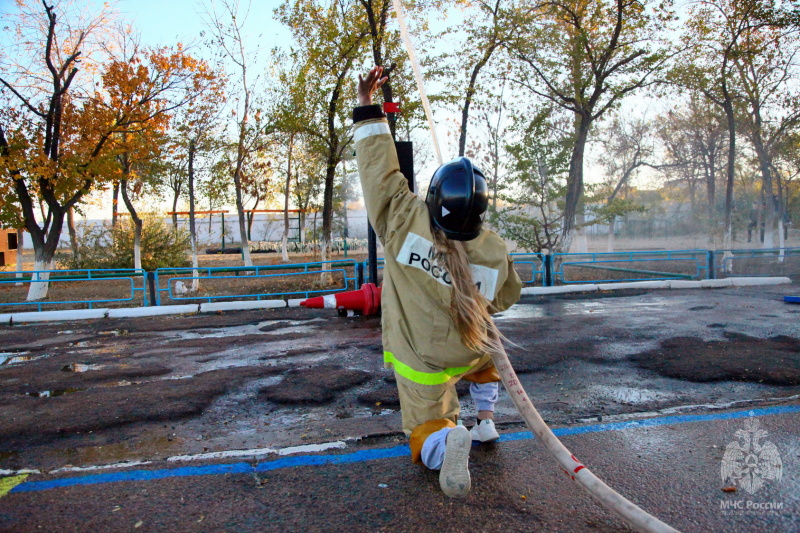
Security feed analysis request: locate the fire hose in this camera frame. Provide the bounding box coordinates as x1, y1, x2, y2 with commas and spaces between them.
487, 321, 680, 533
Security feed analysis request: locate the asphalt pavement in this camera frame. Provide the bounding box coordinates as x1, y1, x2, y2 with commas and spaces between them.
0, 283, 798, 532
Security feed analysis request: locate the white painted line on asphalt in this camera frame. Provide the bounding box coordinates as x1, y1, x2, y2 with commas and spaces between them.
49, 461, 153, 474
3, 441, 352, 477
275, 441, 348, 456
166, 440, 348, 463
0, 469, 40, 476
166, 447, 279, 462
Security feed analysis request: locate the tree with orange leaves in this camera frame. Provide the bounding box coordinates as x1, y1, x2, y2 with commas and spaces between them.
0, 1, 218, 299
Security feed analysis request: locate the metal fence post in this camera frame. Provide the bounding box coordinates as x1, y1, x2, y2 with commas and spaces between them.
707, 250, 716, 280
356, 262, 364, 288
544, 254, 553, 287
147, 271, 158, 306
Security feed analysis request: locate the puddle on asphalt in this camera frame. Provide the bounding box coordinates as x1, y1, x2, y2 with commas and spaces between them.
496, 297, 675, 320
99, 380, 134, 387
161, 319, 325, 340
0, 352, 50, 365
590, 385, 676, 405
62, 363, 106, 372
26, 388, 86, 398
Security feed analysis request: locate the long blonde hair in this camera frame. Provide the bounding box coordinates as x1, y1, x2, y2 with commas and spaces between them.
432, 227, 501, 353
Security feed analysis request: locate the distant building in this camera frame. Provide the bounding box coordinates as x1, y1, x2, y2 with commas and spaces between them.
0, 229, 19, 266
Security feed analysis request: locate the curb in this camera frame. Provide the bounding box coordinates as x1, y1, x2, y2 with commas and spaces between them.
520, 277, 791, 296
1, 277, 792, 325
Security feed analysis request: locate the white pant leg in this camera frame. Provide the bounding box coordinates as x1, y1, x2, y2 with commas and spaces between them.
470, 381, 499, 412
420, 427, 452, 470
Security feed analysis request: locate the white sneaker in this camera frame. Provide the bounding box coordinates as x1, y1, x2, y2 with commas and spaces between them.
470, 419, 500, 443
439, 426, 471, 498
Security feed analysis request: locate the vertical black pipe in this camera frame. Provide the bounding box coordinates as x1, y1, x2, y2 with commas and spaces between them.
544, 254, 553, 287
707, 250, 716, 280
147, 271, 157, 307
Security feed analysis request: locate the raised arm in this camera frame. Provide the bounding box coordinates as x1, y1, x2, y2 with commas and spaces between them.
353, 66, 421, 243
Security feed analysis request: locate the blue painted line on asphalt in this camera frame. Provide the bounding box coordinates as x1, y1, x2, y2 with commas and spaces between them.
10, 403, 800, 494
501, 403, 800, 442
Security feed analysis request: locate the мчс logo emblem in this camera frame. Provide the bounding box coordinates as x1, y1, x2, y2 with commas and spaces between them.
721, 416, 783, 495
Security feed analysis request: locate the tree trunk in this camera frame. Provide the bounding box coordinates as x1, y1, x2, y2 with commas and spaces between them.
171, 192, 180, 228
67, 206, 78, 257
120, 179, 143, 271
28, 252, 52, 301
749, 106, 776, 249
571, 213, 589, 253
321, 158, 336, 285
607, 216, 616, 253
720, 96, 736, 273
247, 199, 259, 242
112, 181, 120, 228
232, 164, 252, 267
282, 133, 294, 262
561, 115, 591, 253
15, 228, 24, 285
14, 179, 65, 301
188, 139, 199, 291
458, 46, 496, 157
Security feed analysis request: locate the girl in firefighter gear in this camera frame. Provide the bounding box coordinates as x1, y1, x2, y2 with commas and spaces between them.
354, 66, 522, 497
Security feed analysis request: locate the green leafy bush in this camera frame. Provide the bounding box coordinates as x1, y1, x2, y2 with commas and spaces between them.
59, 217, 191, 271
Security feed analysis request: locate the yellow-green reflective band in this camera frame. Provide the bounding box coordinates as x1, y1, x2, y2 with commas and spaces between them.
384, 351, 472, 385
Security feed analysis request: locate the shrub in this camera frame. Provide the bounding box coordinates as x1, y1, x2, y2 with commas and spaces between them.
59, 217, 191, 271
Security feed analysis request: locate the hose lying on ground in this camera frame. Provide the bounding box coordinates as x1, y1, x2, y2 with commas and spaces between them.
487, 322, 681, 533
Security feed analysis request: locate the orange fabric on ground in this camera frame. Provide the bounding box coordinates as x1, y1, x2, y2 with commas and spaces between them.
409, 418, 456, 464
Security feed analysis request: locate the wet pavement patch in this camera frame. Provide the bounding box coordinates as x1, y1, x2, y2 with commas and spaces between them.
358, 384, 400, 406
1, 360, 174, 395
630, 332, 800, 385
502, 339, 598, 373
524, 289, 650, 302
259, 365, 372, 404
0, 365, 287, 449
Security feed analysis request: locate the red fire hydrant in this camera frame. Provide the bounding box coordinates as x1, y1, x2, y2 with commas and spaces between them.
299, 283, 382, 316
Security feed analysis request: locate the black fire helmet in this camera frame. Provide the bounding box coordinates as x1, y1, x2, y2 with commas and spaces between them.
425, 157, 489, 241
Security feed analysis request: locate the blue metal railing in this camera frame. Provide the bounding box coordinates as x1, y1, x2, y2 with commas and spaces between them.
1, 246, 796, 312
0, 269, 147, 311
361, 258, 385, 285
510, 253, 546, 284
548, 250, 709, 285
153, 260, 361, 305
712, 247, 800, 278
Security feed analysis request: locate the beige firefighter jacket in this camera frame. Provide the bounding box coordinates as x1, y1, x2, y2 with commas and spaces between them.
354, 116, 523, 390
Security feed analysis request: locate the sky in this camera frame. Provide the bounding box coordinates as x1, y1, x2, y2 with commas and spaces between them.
114, 0, 292, 53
